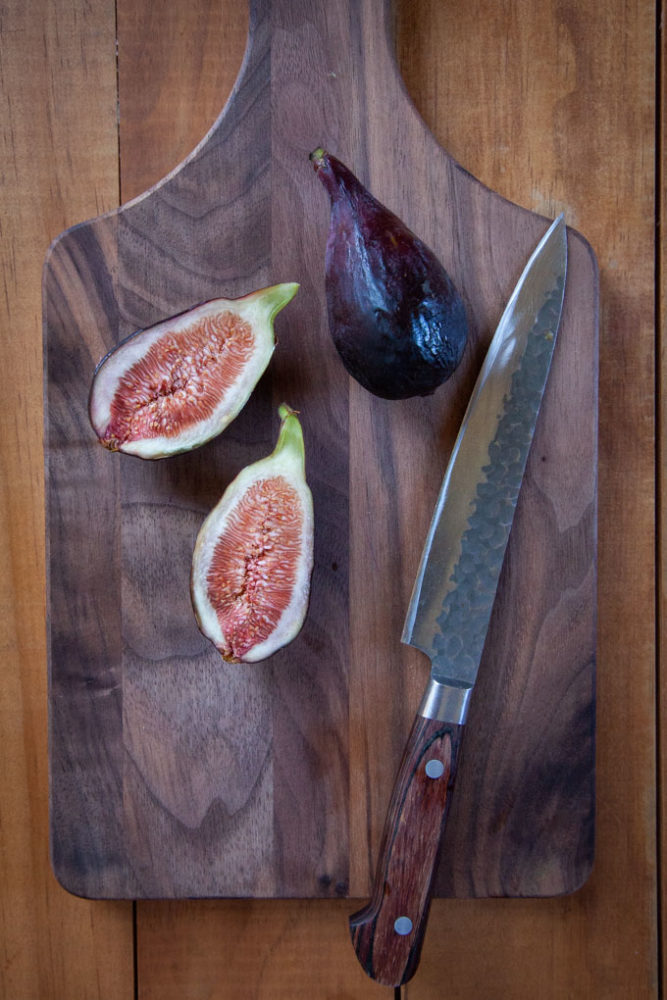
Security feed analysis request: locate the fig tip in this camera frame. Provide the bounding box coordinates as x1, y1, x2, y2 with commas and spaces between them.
278, 401, 299, 420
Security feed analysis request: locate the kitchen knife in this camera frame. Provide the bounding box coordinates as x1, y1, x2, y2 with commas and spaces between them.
349, 215, 568, 987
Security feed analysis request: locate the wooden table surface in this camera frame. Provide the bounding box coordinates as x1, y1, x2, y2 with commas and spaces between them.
0, 0, 657, 996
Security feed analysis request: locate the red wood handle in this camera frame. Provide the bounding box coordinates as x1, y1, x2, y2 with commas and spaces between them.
349, 715, 464, 987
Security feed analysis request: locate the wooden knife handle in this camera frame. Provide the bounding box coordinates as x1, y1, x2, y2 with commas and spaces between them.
349, 715, 464, 987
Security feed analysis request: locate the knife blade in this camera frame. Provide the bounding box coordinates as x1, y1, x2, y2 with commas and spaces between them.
349, 214, 568, 987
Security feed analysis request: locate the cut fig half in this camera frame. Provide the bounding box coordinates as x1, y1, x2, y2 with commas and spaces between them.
191, 403, 314, 663
89, 282, 299, 458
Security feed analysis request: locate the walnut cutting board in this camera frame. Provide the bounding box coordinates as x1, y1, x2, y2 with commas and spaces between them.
44, 0, 597, 900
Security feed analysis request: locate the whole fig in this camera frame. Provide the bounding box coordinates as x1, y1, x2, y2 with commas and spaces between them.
310, 148, 468, 400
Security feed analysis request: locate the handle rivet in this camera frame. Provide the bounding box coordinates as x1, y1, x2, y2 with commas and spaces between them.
425, 759, 445, 779
394, 916, 413, 936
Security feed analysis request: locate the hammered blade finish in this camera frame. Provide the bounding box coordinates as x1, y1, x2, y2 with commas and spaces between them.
402, 216, 567, 689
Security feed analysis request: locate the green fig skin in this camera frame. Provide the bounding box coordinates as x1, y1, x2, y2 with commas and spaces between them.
310, 148, 468, 400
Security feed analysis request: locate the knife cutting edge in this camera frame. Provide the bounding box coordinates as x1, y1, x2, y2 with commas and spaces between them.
348, 214, 568, 987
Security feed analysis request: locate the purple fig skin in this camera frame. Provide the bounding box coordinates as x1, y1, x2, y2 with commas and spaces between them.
310, 148, 468, 400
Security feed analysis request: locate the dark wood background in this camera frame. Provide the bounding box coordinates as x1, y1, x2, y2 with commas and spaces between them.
1, 0, 658, 996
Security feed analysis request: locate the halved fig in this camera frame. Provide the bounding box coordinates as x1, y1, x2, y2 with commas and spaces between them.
191, 404, 314, 663
89, 283, 299, 458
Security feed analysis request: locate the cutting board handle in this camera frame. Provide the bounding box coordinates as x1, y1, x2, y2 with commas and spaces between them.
246, 0, 394, 52
230, 0, 412, 144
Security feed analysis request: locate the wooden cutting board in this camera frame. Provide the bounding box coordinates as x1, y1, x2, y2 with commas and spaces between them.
44, 0, 597, 900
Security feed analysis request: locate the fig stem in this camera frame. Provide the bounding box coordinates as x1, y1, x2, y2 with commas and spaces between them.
309, 147, 360, 204
275, 403, 305, 470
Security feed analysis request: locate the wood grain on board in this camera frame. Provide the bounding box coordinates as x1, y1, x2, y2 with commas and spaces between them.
1, 1, 656, 999
45, 0, 596, 903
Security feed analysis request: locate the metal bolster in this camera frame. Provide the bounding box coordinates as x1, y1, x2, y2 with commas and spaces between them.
418, 677, 473, 725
